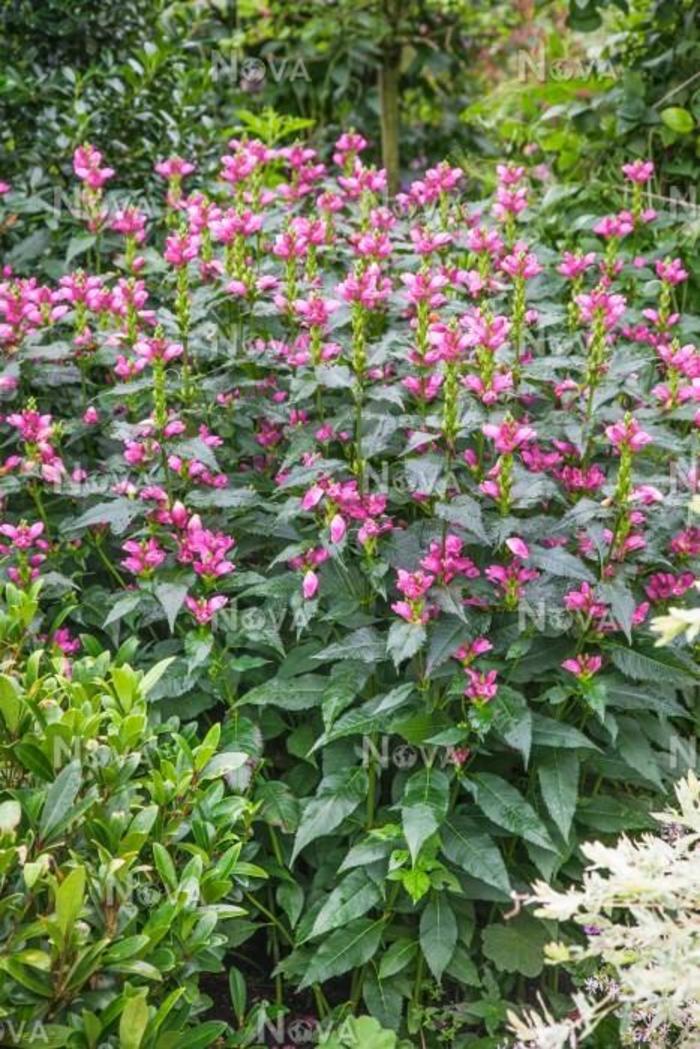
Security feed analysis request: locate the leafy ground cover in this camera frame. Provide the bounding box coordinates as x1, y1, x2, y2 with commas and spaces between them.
0, 135, 698, 1047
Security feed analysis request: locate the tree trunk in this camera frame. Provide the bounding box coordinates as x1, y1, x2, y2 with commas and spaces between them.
379, 40, 401, 196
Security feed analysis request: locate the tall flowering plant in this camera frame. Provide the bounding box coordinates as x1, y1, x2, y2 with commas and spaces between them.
0, 136, 697, 1044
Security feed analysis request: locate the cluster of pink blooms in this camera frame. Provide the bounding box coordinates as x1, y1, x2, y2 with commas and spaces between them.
0, 134, 696, 714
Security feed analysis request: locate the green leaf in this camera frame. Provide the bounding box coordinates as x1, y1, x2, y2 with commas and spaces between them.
201, 751, 248, 780
140, 657, 176, 697
401, 768, 449, 863
104, 593, 143, 627
256, 780, 300, 833
537, 751, 579, 840
441, 816, 511, 894
154, 582, 189, 632
228, 966, 247, 1025
531, 714, 598, 750
615, 717, 664, 789
607, 643, 698, 687
40, 761, 81, 840
55, 866, 86, 937
576, 794, 655, 833
313, 684, 414, 749
299, 917, 385, 990
530, 546, 595, 582
66, 233, 97, 264
306, 870, 381, 942
465, 773, 554, 851
169, 1023, 227, 1049
292, 769, 368, 862
313, 627, 387, 665
661, 106, 695, 134
482, 914, 549, 977
435, 495, 487, 542
491, 688, 532, 767
378, 938, 418, 980
387, 620, 426, 668
420, 895, 457, 981
242, 674, 327, 711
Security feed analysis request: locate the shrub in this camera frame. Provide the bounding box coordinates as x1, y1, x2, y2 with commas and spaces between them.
0, 580, 262, 1047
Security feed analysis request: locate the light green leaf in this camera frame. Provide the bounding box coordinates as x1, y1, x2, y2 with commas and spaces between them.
119, 993, 149, 1049
40, 761, 81, 839
55, 866, 86, 938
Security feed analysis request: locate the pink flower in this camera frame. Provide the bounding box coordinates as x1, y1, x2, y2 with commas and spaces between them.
505, 537, 529, 560
329, 514, 347, 543
605, 417, 652, 453
621, 159, 654, 184
576, 290, 627, 329
593, 212, 634, 239
420, 535, 479, 584
73, 144, 115, 189
564, 582, 607, 619
464, 668, 498, 703
557, 251, 596, 279
302, 569, 319, 600
454, 637, 492, 665
164, 232, 200, 267
500, 244, 543, 280
645, 571, 695, 602
336, 263, 392, 309
121, 538, 167, 577
562, 654, 603, 680
293, 296, 341, 329
111, 208, 148, 242
134, 336, 183, 364
185, 594, 228, 624
482, 419, 536, 454
0, 520, 44, 549
655, 257, 688, 285
178, 520, 236, 581
155, 156, 196, 179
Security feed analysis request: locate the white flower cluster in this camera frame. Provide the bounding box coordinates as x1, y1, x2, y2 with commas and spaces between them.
507, 772, 700, 1049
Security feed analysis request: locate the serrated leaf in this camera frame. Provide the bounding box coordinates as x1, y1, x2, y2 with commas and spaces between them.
306, 870, 381, 942
465, 772, 554, 851
607, 642, 698, 687
387, 620, 426, 668
298, 917, 384, 990
292, 769, 367, 862
401, 768, 449, 863
441, 816, 511, 894
537, 751, 579, 840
